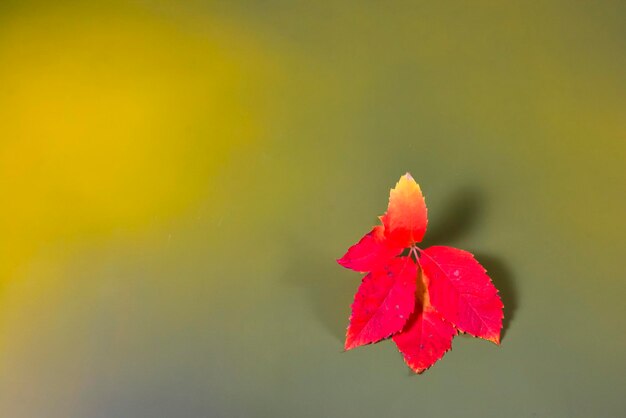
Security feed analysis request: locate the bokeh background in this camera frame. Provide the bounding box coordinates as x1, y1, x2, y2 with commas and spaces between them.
0, 1, 625, 417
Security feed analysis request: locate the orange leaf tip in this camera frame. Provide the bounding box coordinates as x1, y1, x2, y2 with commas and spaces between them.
381, 173, 428, 246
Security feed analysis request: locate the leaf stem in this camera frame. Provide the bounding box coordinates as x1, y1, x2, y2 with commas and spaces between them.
409, 246, 421, 262
410, 245, 426, 266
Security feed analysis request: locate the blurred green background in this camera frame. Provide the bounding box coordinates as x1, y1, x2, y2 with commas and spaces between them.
0, 1, 624, 417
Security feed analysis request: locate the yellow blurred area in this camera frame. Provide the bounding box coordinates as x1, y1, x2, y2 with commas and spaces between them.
0, 7, 277, 281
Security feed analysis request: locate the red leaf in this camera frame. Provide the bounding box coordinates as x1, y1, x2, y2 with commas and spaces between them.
345, 256, 418, 350
337, 225, 404, 272
394, 307, 456, 373
393, 270, 457, 373
419, 246, 503, 344
381, 173, 428, 247
337, 173, 505, 373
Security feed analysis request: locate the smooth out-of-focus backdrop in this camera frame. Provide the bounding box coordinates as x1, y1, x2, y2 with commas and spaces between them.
0, 1, 624, 417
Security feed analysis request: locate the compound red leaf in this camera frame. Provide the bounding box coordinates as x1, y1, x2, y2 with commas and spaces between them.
345, 256, 418, 350
393, 270, 457, 373
337, 225, 404, 272
381, 173, 428, 247
419, 246, 503, 344
337, 174, 505, 373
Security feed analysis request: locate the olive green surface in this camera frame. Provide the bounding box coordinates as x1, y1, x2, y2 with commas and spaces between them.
0, 1, 624, 417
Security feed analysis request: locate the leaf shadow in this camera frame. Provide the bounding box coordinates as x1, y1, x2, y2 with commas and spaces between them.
280, 236, 356, 343
421, 187, 484, 247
